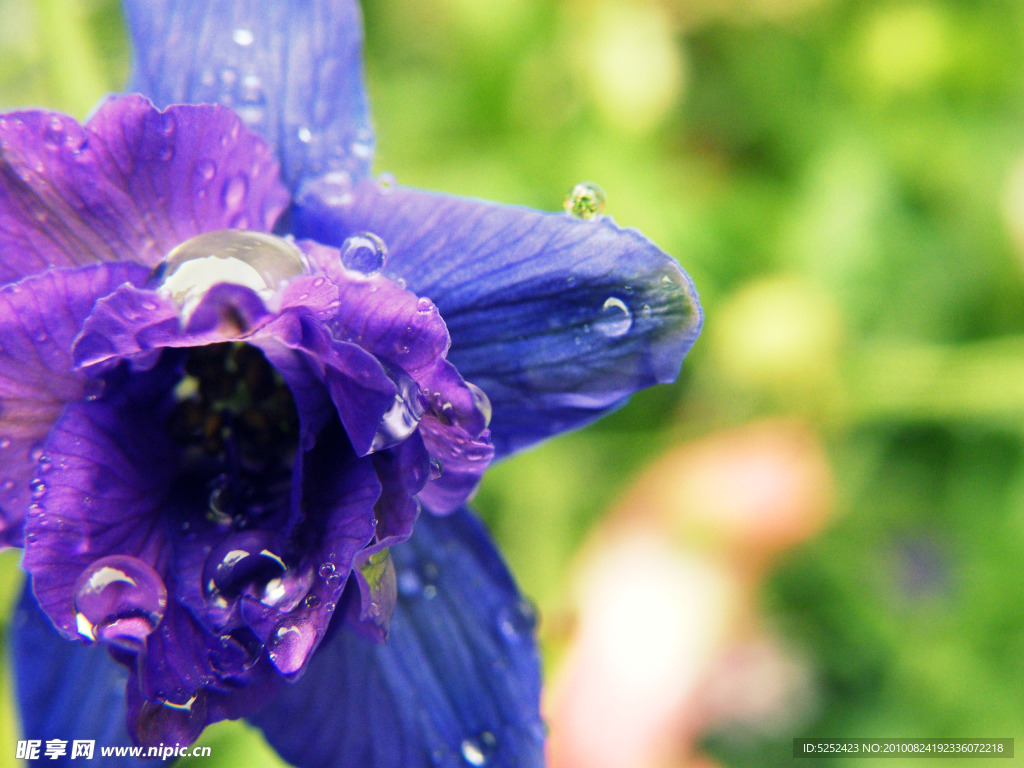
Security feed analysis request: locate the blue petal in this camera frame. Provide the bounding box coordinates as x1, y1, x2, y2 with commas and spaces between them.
250, 508, 545, 768
295, 181, 703, 458
123, 0, 373, 189
10, 583, 144, 767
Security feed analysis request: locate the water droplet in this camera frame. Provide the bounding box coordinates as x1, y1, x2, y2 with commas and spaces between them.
498, 599, 538, 642
73, 555, 167, 649
465, 382, 492, 429
304, 594, 321, 608
194, 159, 217, 184
350, 128, 374, 160
223, 175, 248, 209
318, 561, 343, 588
595, 296, 633, 338
564, 181, 606, 220
0, 438, 10, 450
416, 296, 434, 314
297, 126, 313, 144
29, 444, 44, 462
378, 172, 397, 191
267, 616, 317, 675
429, 457, 444, 480
370, 369, 425, 453
29, 478, 46, 499
202, 530, 287, 601
158, 112, 176, 138
83, 377, 106, 402
340, 232, 388, 276
397, 560, 439, 599
151, 229, 307, 314
318, 562, 336, 579
208, 629, 262, 676
43, 115, 65, 147
237, 75, 267, 125
460, 732, 496, 766
232, 28, 254, 46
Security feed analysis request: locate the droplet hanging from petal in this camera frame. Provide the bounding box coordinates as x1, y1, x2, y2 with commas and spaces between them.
73, 555, 168, 650
370, 368, 425, 453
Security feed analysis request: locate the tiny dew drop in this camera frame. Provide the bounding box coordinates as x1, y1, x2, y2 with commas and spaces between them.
595, 296, 633, 338
460, 732, 497, 766
429, 457, 444, 480
498, 598, 538, 642
340, 232, 388, 276
564, 181, 606, 221
83, 377, 106, 402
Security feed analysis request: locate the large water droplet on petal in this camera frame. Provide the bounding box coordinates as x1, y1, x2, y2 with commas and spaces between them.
152, 230, 307, 314
202, 530, 287, 600
257, 561, 315, 612
267, 616, 317, 675
564, 181, 607, 220
73, 555, 167, 650
340, 232, 388, 276
595, 296, 633, 338
370, 368, 425, 453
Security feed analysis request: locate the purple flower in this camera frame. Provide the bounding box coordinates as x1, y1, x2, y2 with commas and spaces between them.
3, 1, 702, 766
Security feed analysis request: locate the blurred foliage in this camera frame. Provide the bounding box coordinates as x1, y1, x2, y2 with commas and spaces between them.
3, 0, 1024, 766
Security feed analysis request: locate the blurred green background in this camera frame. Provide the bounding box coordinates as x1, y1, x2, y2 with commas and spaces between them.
3, 0, 1024, 765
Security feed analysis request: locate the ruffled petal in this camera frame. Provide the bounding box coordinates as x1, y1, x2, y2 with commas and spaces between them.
11, 583, 142, 765
21, 360, 178, 638
0, 262, 149, 548
294, 182, 703, 458
250, 508, 545, 768
0, 95, 288, 283
124, 0, 373, 190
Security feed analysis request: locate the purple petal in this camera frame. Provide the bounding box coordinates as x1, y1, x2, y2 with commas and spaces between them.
124, 0, 373, 190
295, 181, 703, 458
250, 508, 545, 768
0, 95, 289, 283
21, 362, 177, 639
0, 262, 149, 547
300, 240, 451, 380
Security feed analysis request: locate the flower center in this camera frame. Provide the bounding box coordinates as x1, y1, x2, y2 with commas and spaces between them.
151, 229, 307, 313
168, 342, 299, 530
